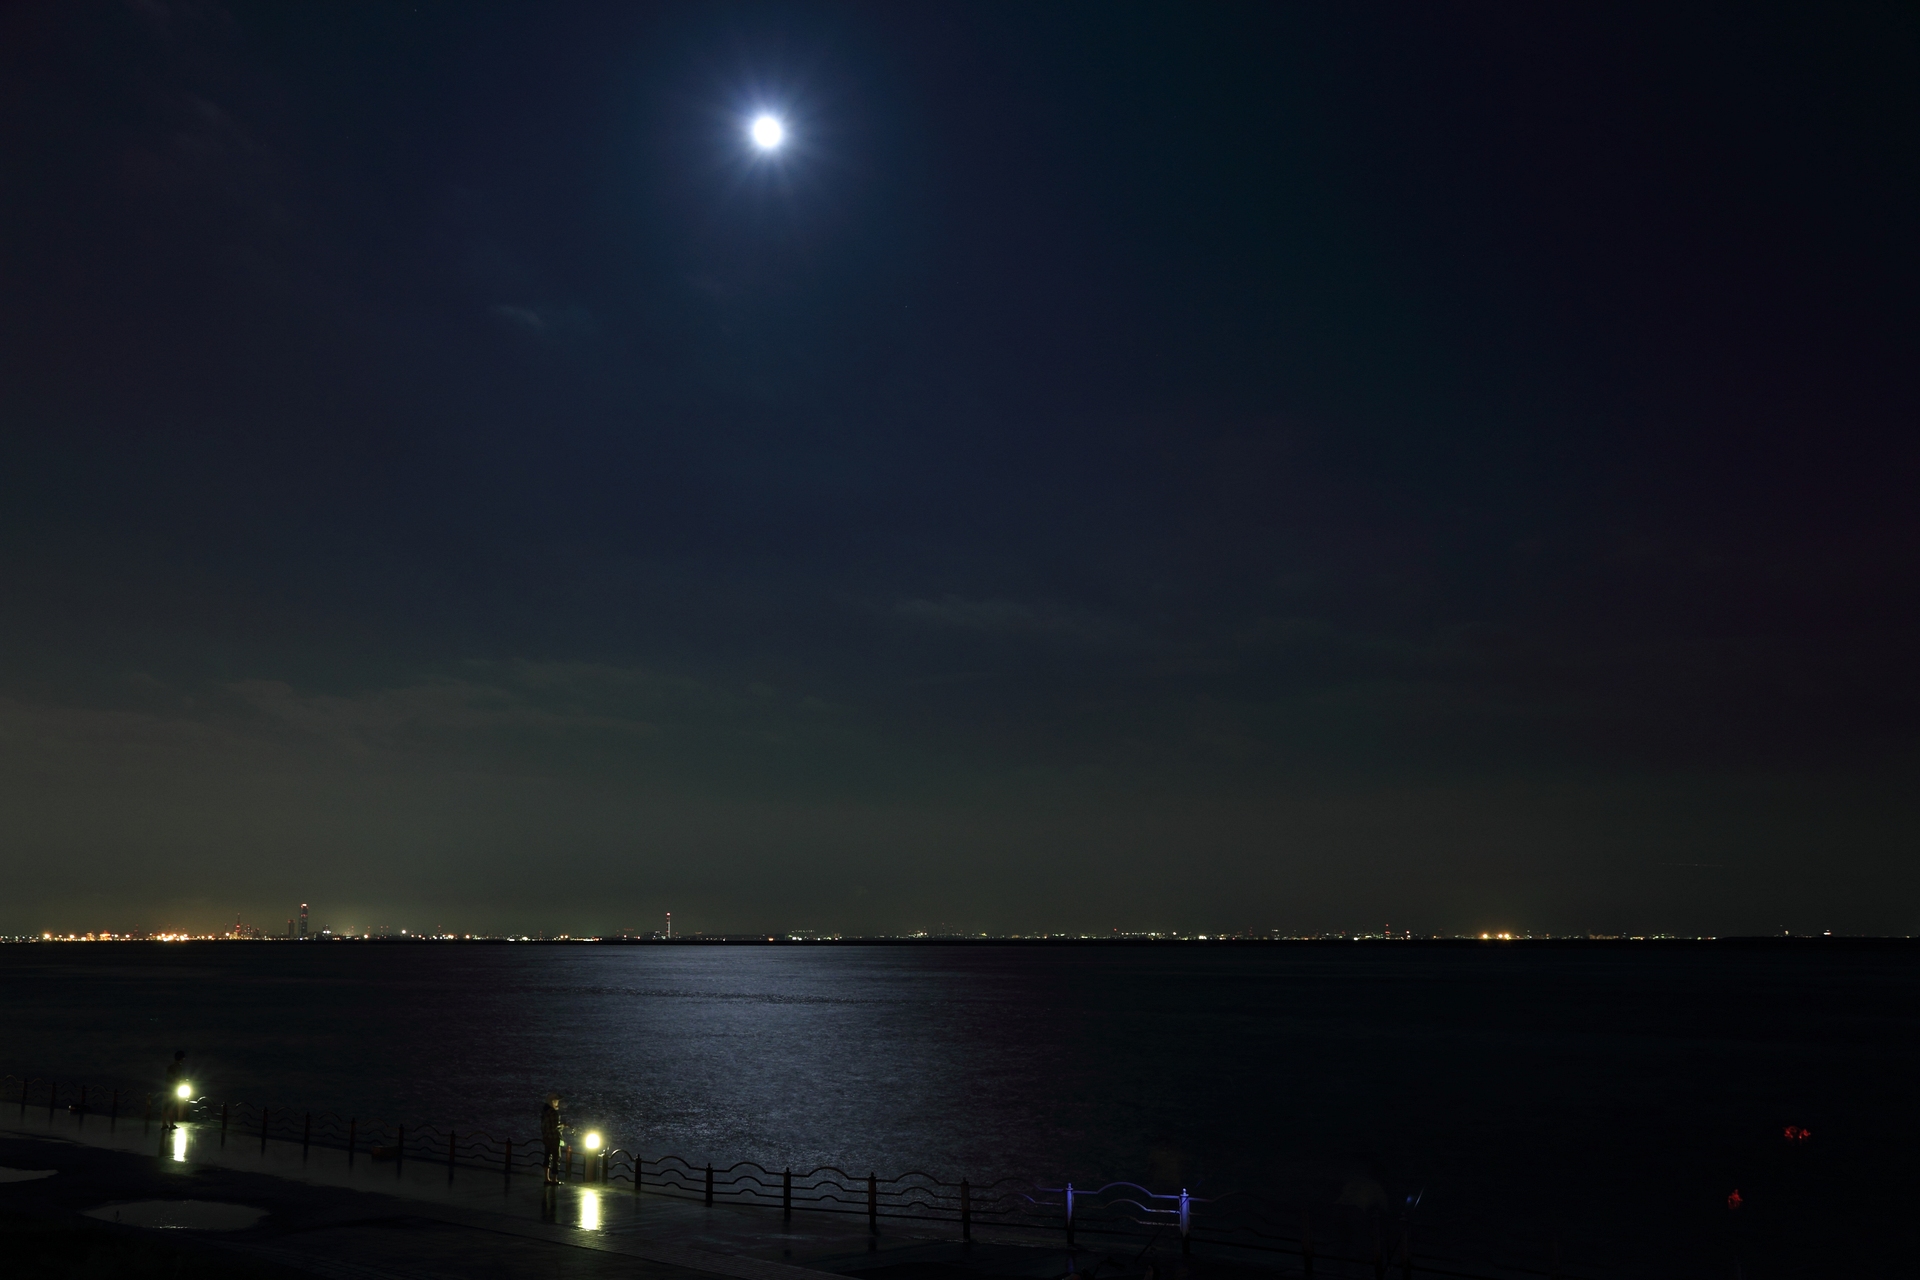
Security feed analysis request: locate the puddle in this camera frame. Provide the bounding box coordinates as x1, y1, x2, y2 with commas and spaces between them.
83, 1200, 267, 1230
0, 1167, 56, 1183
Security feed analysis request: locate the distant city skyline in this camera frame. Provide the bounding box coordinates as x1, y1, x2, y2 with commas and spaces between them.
9, 904, 1863, 947
0, 891, 1870, 943
10, 929, 1876, 946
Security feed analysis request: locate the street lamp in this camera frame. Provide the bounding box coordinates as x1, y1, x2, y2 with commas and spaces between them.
582, 1131, 604, 1182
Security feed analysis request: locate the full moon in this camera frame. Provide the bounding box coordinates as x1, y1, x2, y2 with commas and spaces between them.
750, 114, 785, 151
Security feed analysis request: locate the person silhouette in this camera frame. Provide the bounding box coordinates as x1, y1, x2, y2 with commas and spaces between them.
541, 1093, 564, 1185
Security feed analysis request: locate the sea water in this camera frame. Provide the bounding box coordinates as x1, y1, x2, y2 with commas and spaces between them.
2, 941, 1913, 1276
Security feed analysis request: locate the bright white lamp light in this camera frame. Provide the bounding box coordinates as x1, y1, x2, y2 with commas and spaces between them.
175, 1083, 192, 1099
750, 114, 785, 150
584, 1132, 602, 1151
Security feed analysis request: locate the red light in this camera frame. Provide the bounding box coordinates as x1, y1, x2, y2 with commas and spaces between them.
1727, 1189, 1743, 1211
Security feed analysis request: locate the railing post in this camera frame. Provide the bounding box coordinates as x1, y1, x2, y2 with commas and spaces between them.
961, 1179, 971, 1242
504, 1136, 514, 1178
261, 1105, 270, 1153
48, 1081, 56, 1116
348, 1118, 357, 1161
783, 1167, 792, 1220
1178, 1188, 1190, 1257
397, 1124, 405, 1166
1401, 1226, 1413, 1280
705, 1164, 714, 1205
1065, 1181, 1075, 1246
221, 1101, 229, 1140
18, 1078, 27, 1110
78, 1084, 86, 1116
449, 1130, 458, 1172
1374, 1231, 1386, 1280
110, 1089, 118, 1126
303, 1112, 311, 1157
634, 1152, 644, 1197
1303, 1209, 1315, 1280
868, 1172, 878, 1236
144, 1093, 152, 1127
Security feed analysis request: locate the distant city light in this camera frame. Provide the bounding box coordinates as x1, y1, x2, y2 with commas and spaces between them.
749, 114, 785, 150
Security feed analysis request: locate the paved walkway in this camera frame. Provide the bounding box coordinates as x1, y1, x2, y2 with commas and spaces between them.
0, 1107, 1162, 1280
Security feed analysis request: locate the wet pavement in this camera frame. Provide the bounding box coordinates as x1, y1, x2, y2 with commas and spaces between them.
0, 1105, 1167, 1280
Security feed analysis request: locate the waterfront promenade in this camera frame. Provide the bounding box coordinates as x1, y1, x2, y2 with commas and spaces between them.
0, 1105, 1168, 1280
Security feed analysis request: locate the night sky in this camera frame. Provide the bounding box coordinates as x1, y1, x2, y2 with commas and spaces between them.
2, 3, 1916, 937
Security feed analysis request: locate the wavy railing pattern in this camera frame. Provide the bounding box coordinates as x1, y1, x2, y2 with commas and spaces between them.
4, 1072, 1580, 1280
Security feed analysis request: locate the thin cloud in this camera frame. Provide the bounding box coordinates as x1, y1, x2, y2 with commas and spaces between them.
894, 596, 1138, 646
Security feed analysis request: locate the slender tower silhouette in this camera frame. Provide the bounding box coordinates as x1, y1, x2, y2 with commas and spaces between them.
299, 902, 309, 939
666, 911, 672, 940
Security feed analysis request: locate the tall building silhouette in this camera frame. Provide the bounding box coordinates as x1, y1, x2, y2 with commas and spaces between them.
299, 902, 309, 939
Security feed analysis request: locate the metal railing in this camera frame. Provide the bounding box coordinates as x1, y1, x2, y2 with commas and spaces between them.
5, 1073, 1583, 1280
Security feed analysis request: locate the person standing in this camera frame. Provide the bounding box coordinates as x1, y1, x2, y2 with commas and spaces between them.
162, 1050, 187, 1129
540, 1093, 563, 1185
